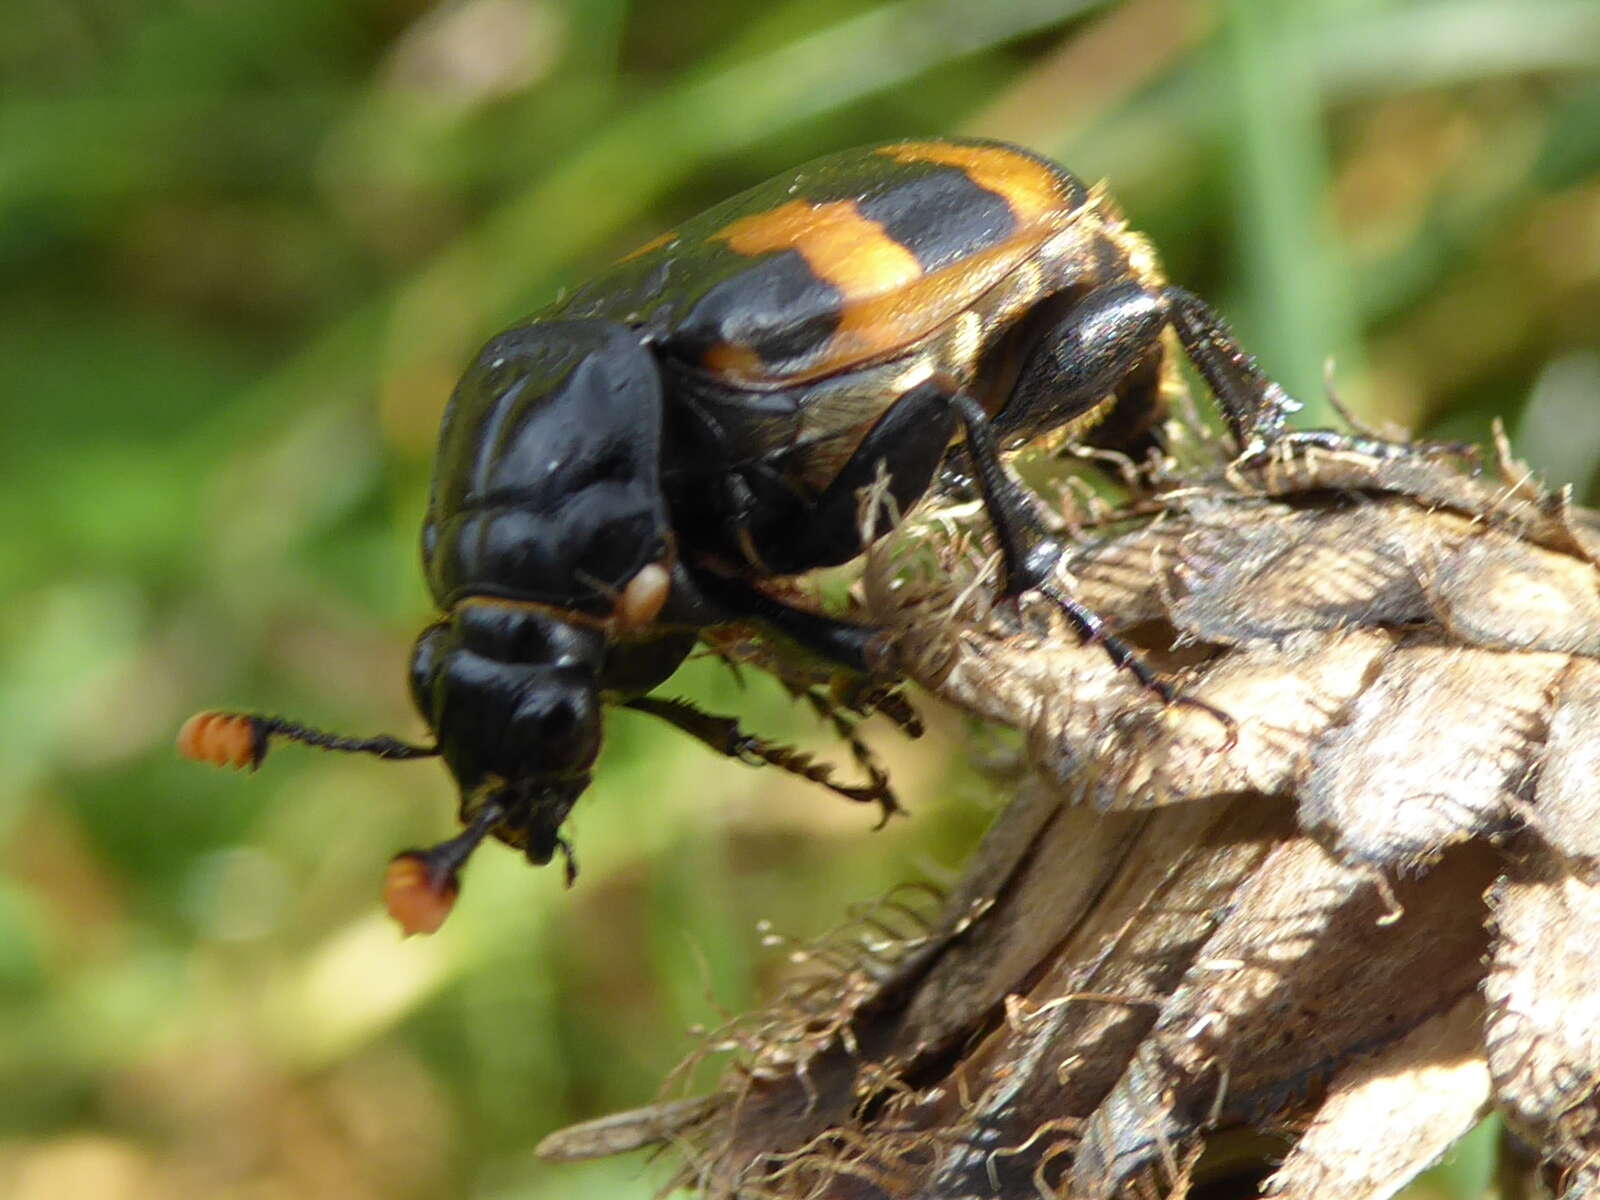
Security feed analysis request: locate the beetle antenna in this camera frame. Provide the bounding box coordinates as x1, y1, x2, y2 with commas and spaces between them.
178, 710, 437, 772
383, 798, 506, 936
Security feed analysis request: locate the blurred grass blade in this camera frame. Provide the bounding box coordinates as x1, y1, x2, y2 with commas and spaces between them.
1220, 0, 1351, 422
234, 0, 1117, 441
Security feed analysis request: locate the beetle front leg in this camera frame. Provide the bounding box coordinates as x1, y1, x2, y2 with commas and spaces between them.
689, 569, 884, 674
622, 694, 900, 822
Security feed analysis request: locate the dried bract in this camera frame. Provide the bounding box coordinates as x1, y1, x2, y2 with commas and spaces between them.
542, 431, 1600, 1199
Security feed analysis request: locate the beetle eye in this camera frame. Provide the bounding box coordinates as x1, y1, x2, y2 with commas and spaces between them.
408, 622, 451, 721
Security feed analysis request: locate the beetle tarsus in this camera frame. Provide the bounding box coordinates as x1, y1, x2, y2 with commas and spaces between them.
795, 687, 902, 826
1237, 426, 1477, 469
1037, 580, 1237, 746
1181, 695, 1239, 749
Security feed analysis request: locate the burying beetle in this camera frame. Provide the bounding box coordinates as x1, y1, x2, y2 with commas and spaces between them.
182, 137, 1362, 933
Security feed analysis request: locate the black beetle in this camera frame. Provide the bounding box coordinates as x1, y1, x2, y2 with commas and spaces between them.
183, 137, 1341, 933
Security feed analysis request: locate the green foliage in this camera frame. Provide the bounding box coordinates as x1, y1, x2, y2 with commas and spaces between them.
2, 0, 1596, 1195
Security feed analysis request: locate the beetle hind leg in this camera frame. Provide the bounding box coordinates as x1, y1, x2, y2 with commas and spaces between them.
752, 379, 960, 574
1167, 288, 1451, 464
1164, 286, 1299, 454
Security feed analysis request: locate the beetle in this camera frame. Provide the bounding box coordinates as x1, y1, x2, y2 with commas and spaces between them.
181, 137, 1330, 934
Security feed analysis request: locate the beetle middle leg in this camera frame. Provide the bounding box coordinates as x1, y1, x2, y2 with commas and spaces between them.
950, 386, 1234, 737
771, 380, 960, 571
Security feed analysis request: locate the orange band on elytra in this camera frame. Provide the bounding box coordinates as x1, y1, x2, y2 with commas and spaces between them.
875, 141, 1072, 225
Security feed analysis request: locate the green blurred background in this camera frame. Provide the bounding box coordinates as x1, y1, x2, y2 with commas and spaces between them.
3, 0, 1597, 1196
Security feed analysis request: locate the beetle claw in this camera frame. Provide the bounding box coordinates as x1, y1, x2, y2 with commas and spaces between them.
1171, 693, 1238, 751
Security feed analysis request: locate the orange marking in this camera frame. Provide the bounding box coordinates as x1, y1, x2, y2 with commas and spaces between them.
702, 147, 1078, 385
716, 198, 923, 298
704, 228, 1057, 384
617, 229, 677, 263
384, 854, 458, 937
876, 141, 1072, 225
177, 711, 259, 770
831, 235, 1045, 363
709, 198, 923, 378
456, 577, 675, 636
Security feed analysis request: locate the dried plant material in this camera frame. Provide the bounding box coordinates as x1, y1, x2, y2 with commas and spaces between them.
1527, 659, 1600, 867
1261, 996, 1491, 1200
535, 1096, 720, 1162
1170, 502, 1435, 640
1067, 838, 1496, 1199
1299, 644, 1558, 866
1416, 532, 1600, 655
1487, 856, 1600, 1193
540, 430, 1600, 1198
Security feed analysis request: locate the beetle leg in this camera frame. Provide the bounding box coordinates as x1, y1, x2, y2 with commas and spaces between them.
1241, 426, 1453, 463
950, 392, 1065, 599
664, 387, 809, 572
622, 695, 900, 823
997, 281, 1171, 448
768, 378, 959, 570
1167, 289, 1447, 464
952, 391, 1235, 739
689, 570, 882, 673
683, 379, 960, 577
795, 686, 901, 826
1164, 286, 1301, 455
719, 473, 773, 571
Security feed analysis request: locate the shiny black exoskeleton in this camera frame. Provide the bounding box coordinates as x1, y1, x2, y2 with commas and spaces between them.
185, 137, 1342, 931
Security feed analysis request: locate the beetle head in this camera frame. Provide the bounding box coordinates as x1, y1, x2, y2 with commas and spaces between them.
408, 599, 606, 872
178, 599, 608, 936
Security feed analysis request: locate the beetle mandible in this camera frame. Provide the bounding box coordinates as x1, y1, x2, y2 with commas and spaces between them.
181, 137, 1338, 933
